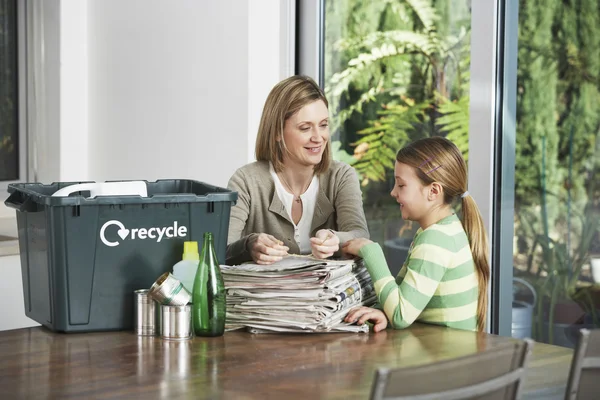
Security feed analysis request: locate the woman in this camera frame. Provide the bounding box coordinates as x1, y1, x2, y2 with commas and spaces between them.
226, 75, 369, 265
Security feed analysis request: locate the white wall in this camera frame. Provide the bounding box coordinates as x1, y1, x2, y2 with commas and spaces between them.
59, 0, 89, 181
0, 256, 40, 330
0, 0, 294, 331
248, 0, 295, 163
88, 0, 249, 185
0, 204, 12, 219
81, 0, 292, 187
20, 0, 292, 186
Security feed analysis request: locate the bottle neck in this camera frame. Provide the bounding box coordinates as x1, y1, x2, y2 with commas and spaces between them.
200, 234, 217, 263
202, 236, 214, 251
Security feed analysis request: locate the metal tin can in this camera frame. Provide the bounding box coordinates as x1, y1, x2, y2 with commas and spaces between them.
160, 304, 192, 340
134, 289, 160, 336
148, 272, 192, 306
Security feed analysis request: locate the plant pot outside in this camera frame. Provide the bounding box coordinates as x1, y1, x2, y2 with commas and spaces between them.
512, 277, 536, 339
537, 300, 591, 347
540, 319, 595, 348
542, 299, 586, 325
512, 301, 534, 339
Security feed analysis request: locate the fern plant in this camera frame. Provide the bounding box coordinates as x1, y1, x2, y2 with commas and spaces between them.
327, 0, 467, 133
351, 100, 430, 182
351, 93, 468, 183
327, 0, 471, 186
436, 93, 470, 161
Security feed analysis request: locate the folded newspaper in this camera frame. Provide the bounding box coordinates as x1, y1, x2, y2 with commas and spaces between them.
221, 256, 377, 334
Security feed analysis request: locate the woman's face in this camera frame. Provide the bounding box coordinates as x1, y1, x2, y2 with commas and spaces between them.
390, 161, 431, 222
281, 100, 329, 168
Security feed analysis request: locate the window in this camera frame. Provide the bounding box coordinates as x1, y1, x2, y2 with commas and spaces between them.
511, 1, 600, 347
299, 1, 505, 335
0, 0, 19, 184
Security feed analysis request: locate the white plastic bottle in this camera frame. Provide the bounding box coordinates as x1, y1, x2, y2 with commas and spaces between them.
172, 241, 200, 293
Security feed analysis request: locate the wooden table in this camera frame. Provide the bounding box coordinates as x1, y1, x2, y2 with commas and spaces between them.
0, 324, 572, 399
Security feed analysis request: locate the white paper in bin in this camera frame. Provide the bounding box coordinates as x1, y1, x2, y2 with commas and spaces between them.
51, 181, 148, 198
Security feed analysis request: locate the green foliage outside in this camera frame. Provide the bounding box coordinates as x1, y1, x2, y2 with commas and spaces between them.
324, 0, 471, 243
514, 0, 600, 340
324, 0, 471, 244
326, 0, 470, 185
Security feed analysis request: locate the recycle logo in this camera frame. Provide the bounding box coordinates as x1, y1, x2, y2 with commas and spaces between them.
99, 219, 188, 247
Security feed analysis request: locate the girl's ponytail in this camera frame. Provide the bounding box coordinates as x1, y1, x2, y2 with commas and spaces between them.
460, 195, 490, 332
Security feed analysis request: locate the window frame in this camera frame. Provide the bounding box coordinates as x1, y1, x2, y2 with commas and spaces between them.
296, 0, 324, 86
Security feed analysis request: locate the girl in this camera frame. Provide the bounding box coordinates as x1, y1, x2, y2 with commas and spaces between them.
342, 137, 490, 332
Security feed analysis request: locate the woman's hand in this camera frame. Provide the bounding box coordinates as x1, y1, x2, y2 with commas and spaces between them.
344, 306, 388, 332
247, 233, 289, 265
341, 238, 373, 257
310, 229, 340, 259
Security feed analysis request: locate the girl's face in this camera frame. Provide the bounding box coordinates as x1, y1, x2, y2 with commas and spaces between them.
390, 161, 431, 223
281, 100, 329, 168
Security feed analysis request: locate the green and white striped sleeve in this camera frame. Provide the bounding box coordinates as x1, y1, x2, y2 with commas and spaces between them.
358, 234, 446, 329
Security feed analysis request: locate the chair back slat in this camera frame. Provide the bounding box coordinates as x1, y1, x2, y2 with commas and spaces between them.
584, 330, 600, 357
565, 329, 600, 400
397, 368, 524, 400
370, 338, 534, 400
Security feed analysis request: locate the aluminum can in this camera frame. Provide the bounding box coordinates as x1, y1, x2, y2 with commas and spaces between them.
148, 272, 191, 306
160, 304, 192, 340
134, 289, 160, 336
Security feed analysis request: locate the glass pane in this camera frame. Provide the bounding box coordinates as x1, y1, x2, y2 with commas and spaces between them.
0, 0, 19, 181
512, 2, 600, 347
324, 1, 471, 277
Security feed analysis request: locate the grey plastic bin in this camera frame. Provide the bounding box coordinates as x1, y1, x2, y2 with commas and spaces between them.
5, 179, 237, 333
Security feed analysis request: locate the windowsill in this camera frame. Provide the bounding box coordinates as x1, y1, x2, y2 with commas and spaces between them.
0, 216, 19, 257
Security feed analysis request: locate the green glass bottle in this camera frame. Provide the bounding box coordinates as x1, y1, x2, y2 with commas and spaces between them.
192, 232, 226, 337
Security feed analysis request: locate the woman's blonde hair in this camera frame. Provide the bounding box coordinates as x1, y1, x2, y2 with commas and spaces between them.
255, 75, 331, 173
396, 136, 490, 332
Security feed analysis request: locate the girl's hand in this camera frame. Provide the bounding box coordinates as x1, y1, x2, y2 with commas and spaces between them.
247, 233, 289, 265
344, 306, 387, 332
309, 229, 340, 259
341, 238, 373, 257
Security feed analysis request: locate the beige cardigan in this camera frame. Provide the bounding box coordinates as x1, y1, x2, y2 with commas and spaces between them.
226, 160, 369, 265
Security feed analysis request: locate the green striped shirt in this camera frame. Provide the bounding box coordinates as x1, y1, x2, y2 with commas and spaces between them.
359, 214, 478, 331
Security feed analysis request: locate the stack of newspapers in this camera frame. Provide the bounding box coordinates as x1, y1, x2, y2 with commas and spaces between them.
221, 256, 377, 333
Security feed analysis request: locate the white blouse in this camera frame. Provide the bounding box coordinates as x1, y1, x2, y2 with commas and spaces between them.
269, 163, 319, 254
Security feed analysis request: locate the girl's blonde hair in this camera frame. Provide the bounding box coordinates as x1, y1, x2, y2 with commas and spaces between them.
255, 75, 331, 173
396, 136, 490, 332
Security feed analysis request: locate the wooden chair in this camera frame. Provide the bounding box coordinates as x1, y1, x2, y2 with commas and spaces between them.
369, 338, 534, 400
565, 329, 600, 400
